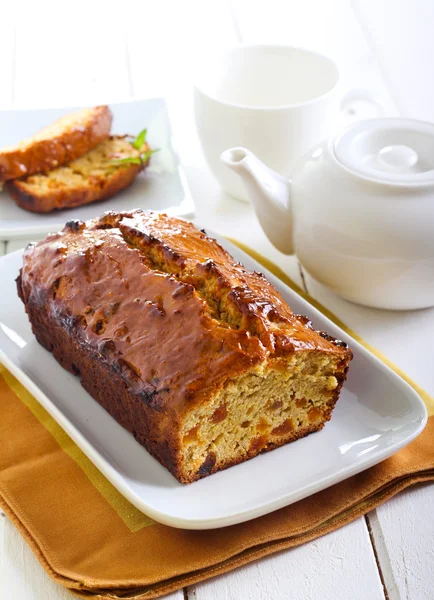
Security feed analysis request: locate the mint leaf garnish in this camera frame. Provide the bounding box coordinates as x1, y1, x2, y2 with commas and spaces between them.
132, 128, 147, 150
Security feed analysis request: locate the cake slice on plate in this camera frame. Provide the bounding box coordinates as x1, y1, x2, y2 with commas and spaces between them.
0, 105, 112, 182
6, 135, 151, 213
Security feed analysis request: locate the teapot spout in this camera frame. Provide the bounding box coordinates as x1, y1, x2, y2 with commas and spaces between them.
220, 148, 294, 254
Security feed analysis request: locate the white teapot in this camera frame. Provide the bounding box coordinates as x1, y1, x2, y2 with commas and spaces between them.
221, 118, 434, 310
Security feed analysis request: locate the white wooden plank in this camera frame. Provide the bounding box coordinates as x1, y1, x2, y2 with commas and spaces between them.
368, 485, 434, 600
302, 271, 434, 600
0, 24, 15, 109
189, 519, 384, 600
13, 7, 131, 109
0, 516, 74, 600
4, 239, 21, 254
127, 0, 238, 97
353, 0, 434, 121
127, 0, 239, 168
0, 515, 183, 600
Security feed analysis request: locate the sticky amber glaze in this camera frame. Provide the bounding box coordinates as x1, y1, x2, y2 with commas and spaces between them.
20, 210, 348, 414
0, 106, 112, 182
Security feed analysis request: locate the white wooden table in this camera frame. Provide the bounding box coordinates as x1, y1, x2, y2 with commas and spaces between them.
1, 1, 433, 598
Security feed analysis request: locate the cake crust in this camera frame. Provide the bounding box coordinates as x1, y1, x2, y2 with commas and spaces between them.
18, 210, 352, 483
0, 105, 112, 182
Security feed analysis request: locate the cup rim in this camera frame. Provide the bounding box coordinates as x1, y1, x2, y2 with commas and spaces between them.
193, 44, 340, 111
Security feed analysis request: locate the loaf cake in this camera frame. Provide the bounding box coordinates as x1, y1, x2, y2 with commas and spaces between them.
17, 210, 352, 483
0, 105, 112, 182
6, 136, 151, 213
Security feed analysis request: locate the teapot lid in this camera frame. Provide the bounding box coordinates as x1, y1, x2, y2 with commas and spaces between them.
333, 118, 434, 186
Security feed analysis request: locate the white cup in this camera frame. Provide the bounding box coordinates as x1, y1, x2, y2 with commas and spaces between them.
194, 44, 379, 201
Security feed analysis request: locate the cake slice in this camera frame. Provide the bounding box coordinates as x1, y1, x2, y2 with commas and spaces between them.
6, 136, 151, 213
0, 105, 112, 182
17, 210, 352, 483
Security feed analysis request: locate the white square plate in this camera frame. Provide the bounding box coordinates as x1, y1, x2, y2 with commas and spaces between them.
0, 99, 194, 239
0, 235, 427, 529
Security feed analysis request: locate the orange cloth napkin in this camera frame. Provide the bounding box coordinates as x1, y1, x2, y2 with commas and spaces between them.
0, 243, 433, 599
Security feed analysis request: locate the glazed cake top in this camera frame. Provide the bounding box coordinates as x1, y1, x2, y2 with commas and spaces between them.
19, 210, 349, 413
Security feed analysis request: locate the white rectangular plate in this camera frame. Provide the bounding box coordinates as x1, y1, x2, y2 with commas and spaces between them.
0, 99, 194, 239
0, 236, 427, 529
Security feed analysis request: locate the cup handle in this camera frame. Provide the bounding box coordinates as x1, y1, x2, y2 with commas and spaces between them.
340, 90, 385, 119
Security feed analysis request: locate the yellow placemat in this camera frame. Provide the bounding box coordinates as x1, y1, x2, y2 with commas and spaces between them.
0, 243, 433, 599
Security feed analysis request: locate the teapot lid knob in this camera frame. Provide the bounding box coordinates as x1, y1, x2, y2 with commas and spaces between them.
333, 118, 434, 187
377, 145, 418, 171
